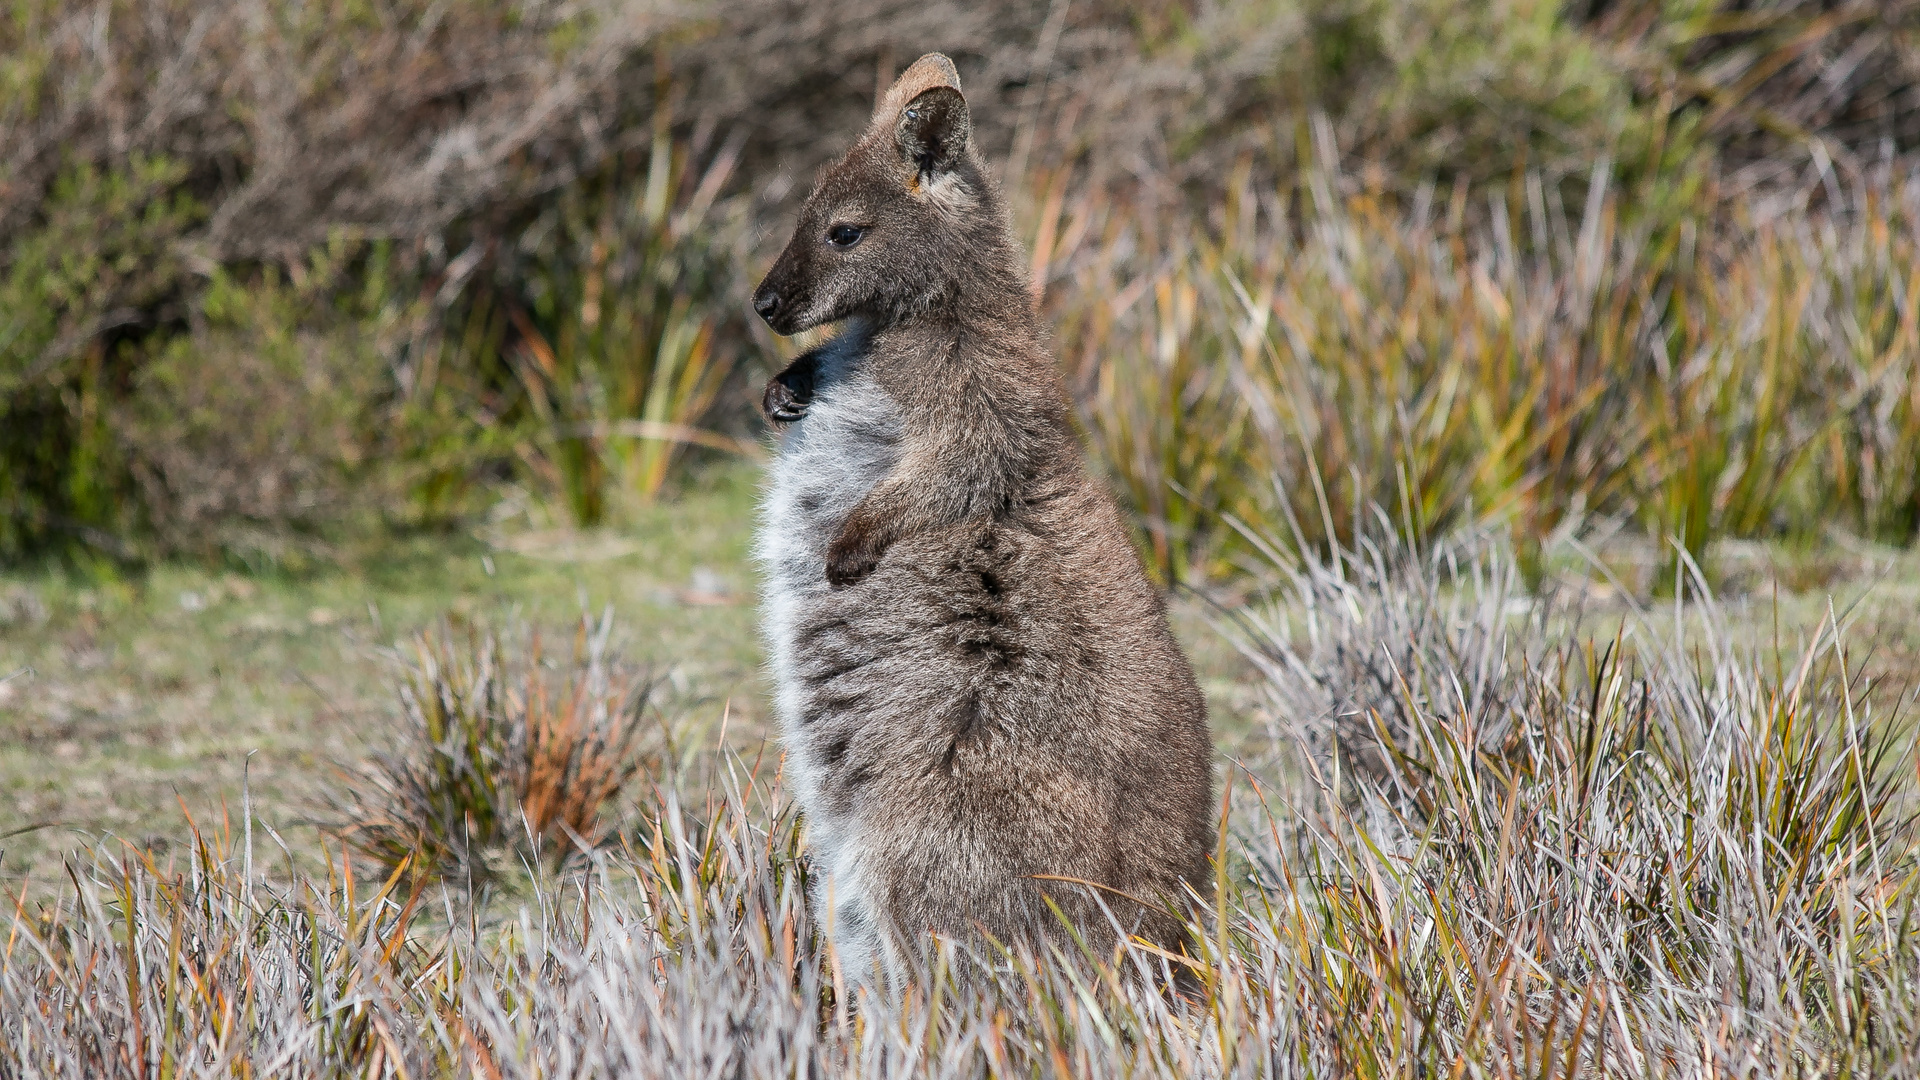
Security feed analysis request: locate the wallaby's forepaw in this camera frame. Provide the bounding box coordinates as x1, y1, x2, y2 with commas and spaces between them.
762, 352, 820, 423
762, 376, 808, 423
825, 518, 893, 588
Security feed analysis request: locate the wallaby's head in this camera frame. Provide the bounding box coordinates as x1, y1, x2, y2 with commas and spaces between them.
753, 53, 1022, 335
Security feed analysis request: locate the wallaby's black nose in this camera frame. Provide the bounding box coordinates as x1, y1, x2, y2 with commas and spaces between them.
753, 291, 781, 320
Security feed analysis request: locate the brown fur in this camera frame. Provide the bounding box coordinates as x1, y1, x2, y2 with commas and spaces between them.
752, 54, 1213, 983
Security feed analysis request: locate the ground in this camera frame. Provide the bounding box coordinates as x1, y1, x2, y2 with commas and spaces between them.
3, 458, 1917, 885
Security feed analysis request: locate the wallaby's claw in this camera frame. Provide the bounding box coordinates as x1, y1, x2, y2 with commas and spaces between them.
823, 546, 878, 588
762, 351, 820, 424
763, 377, 810, 423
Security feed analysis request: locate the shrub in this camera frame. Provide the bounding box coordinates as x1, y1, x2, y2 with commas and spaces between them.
0, 156, 203, 559
112, 246, 406, 565
0, 0, 672, 561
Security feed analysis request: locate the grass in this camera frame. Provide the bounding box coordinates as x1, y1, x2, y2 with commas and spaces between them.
4, 523, 1918, 1076
0, 458, 1271, 885
1047, 151, 1920, 585
4, 459, 1919, 883
0, 462, 767, 883
323, 610, 658, 883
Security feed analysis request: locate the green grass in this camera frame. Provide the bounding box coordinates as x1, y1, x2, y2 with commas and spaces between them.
0, 457, 1258, 884
0, 461, 765, 882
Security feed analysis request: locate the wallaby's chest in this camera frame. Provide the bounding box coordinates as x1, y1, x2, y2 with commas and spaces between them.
756, 366, 903, 600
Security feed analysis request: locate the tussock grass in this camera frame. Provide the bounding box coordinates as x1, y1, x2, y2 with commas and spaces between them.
6, 537, 1917, 1077
1054, 147, 1920, 583
324, 611, 657, 885
1234, 529, 1920, 1071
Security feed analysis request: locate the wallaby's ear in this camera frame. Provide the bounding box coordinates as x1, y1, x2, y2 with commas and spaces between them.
895, 86, 970, 179
873, 53, 961, 124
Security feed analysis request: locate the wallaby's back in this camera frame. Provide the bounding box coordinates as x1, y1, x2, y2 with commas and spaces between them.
752, 54, 1213, 984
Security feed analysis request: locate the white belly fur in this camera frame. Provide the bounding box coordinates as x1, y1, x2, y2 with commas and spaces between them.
753, 335, 903, 980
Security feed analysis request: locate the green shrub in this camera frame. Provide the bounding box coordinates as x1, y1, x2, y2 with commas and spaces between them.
110, 242, 498, 567
0, 0, 675, 564
0, 156, 202, 560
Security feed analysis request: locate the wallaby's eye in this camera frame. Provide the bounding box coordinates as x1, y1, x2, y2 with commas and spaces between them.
826, 224, 865, 249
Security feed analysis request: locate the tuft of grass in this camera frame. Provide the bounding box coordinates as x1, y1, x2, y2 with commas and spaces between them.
325, 610, 656, 885
6, 531, 1917, 1076
1050, 145, 1920, 585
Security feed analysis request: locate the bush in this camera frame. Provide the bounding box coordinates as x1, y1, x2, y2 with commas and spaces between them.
114, 246, 424, 565
0, 156, 204, 558
0, 0, 674, 561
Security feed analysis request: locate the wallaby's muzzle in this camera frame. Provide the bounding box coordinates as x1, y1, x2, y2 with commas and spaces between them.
752, 249, 811, 336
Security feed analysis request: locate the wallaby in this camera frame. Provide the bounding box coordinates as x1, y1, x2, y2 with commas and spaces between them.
752, 54, 1214, 986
